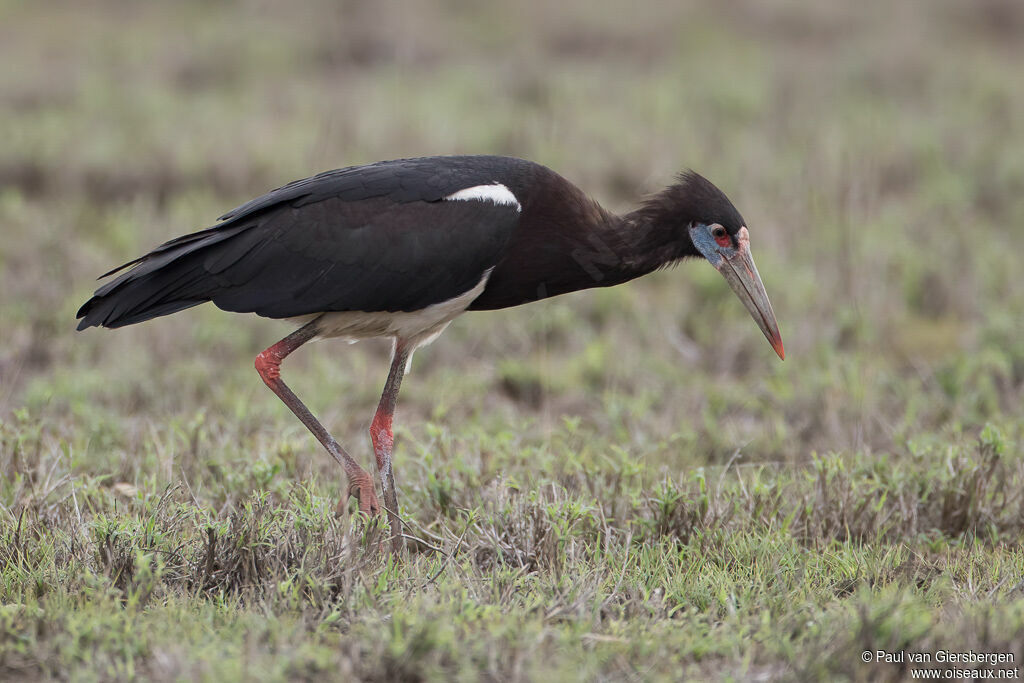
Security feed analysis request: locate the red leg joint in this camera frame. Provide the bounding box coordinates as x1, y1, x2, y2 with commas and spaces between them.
370, 410, 394, 471
255, 349, 283, 385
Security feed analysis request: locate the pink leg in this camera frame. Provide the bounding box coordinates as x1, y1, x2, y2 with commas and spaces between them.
255, 322, 379, 515
370, 341, 410, 553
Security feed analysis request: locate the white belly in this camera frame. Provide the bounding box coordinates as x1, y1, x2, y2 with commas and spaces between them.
287, 268, 492, 351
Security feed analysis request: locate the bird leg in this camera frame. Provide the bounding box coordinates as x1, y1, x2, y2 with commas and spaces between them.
370, 340, 410, 554
254, 321, 380, 516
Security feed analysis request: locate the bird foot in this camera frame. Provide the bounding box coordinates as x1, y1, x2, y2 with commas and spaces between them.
336, 474, 380, 516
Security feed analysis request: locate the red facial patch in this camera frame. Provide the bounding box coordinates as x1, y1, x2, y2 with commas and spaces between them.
714, 233, 732, 248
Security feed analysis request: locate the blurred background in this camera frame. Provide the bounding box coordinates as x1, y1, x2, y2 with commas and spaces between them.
1, 0, 1022, 485
2, 1, 1024, 679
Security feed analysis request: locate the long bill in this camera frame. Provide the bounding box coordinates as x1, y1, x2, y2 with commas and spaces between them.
717, 228, 785, 360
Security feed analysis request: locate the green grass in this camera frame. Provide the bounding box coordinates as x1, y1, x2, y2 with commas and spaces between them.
2, 0, 1024, 680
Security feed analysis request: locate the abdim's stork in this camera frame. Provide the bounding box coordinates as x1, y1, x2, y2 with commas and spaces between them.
77, 155, 783, 551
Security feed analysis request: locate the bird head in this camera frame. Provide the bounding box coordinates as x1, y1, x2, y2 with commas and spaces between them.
659, 172, 784, 361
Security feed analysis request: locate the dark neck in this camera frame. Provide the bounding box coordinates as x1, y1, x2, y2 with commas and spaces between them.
469, 174, 697, 311
565, 196, 694, 289
611, 207, 695, 279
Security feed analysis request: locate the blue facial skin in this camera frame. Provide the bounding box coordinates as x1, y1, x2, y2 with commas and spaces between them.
688, 223, 729, 268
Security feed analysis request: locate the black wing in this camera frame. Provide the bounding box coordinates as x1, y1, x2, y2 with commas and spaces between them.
77, 156, 532, 330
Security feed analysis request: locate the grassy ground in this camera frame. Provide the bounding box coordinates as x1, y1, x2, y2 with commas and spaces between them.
2, 0, 1024, 680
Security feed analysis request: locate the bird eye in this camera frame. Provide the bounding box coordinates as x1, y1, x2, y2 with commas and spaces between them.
711, 226, 731, 248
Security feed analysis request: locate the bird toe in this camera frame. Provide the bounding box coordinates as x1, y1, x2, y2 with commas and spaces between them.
337, 476, 381, 517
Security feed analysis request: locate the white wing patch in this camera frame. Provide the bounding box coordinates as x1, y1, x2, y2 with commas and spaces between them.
444, 183, 521, 212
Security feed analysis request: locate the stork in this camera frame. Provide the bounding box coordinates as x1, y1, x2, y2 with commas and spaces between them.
77, 155, 784, 552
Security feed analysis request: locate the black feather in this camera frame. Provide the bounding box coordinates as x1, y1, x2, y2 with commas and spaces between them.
77, 156, 748, 331
77, 156, 536, 330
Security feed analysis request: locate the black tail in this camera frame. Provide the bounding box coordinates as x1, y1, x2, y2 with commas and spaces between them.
76, 224, 250, 330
